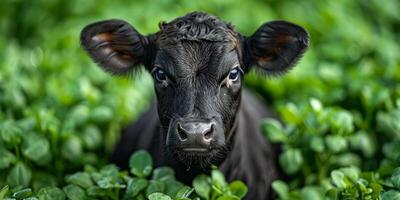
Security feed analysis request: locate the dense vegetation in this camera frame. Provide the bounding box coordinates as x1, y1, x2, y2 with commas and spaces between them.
0, 0, 399, 199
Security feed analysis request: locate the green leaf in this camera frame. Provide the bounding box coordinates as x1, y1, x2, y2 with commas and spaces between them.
152, 167, 175, 181
325, 135, 347, 153
90, 106, 113, 123
349, 131, 376, 157
129, 150, 153, 178
332, 111, 354, 134
63, 184, 87, 200
146, 180, 165, 197
216, 194, 239, 200
21, 133, 51, 164
0, 185, 10, 199
272, 180, 289, 200
148, 192, 172, 200
32, 172, 58, 191
61, 136, 83, 162
228, 181, 247, 198
12, 188, 33, 199
339, 167, 359, 182
261, 119, 287, 142
279, 103, 301, 125
7, 161, 32, 187
124, 178, 148, 198
381, 190, 400, 200
81, 125, 102, 150
65, 172, 93, 189
211, 168, 227, 190
279, 148, 303, 174
0, 121, 22, 145
37, 187, 66, 200
310, 98, 323, 112
86, 186, 108, 197
193, 174, 211, 199
310, 136, 325, 152
175, 186, 194, 198
164, 180, 184, 197
0, 147, 17, 169
390, 167, 400, 189
331, 170, 346, 189
325, 188, 338, 200
300, 186, 323, 200
377, 110, 400, 139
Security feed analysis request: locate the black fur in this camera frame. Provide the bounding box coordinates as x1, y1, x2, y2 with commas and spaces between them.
80, 11, 309, 199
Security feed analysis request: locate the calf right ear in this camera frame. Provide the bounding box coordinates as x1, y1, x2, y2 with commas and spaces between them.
80, 19, 149, 75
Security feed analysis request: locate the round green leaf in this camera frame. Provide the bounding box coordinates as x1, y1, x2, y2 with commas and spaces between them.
61, 136, 83, 162
301, 186, 323, 200
7, 162, 32, 187
0, 148, 17, 169
310, 136, 325, 152
381, 190, 400, 200
37, 187, 66, 200
148, 192, 172, 200
146, 180, 165, 197
125, 178, 148, 198
0, 121, 22, 145
211, 168, 227, 190
21, 133, 50, 164
325, 135, 347, 153
164, 180, 184, 197
193, 175, 211, 199
331, 170, 346, 189
272, 180, 289, 200
63, 184, 86, 200
262, 119, 287, 142
279, 148, 303, 174
0, 185, 10, 199
228, 181, 247, 198
129, 150, 153, 178
152, 167, 175, 181
12, 188, 33, 199
65, 172, 93, 189
390, 167, 400, 189
175, 186, 194, 199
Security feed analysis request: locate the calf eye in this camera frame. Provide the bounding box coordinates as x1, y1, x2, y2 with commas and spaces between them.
228, 67, 240, 81
153, 68, 167, 82
152, 67, 169, 87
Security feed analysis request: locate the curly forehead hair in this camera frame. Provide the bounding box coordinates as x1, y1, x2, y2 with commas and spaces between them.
156, 12, 239, 46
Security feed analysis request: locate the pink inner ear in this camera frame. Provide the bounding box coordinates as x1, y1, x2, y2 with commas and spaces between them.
275, 33, 295, 44
92, 32, 113, 42
256, 56, 273, 67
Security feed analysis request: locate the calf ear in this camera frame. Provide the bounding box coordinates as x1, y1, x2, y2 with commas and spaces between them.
245, 21, 309, 75
80, 19, 148, 75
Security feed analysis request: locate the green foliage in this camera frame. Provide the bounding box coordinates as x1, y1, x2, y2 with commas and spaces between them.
0, 0, 399, 199
257, 0, 400, 198
0, 150, 247, 200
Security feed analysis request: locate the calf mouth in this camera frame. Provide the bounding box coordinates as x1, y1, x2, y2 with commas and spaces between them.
182, 147, 209, 152
167, 145, 230, 168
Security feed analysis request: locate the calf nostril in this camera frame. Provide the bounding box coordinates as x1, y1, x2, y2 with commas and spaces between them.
177, 124, 188, 140
204, 125, 213, 140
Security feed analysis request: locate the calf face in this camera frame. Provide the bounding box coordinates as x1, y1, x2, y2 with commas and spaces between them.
80, 12, 309, 167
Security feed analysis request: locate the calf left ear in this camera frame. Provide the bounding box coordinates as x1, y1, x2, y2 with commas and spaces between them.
80, 19, 149, 75
244, 21, 309, 74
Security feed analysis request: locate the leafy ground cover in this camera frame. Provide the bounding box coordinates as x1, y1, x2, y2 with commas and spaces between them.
0, 0, 399, 199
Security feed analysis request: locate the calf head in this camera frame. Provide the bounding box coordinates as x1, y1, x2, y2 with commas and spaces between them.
81, 12, 309, 167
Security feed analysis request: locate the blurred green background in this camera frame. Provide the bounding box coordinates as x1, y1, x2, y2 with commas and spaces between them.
1, 0, 400, 199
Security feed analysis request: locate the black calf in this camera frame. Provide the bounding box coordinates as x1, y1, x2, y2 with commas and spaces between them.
80, 12, 309, 199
